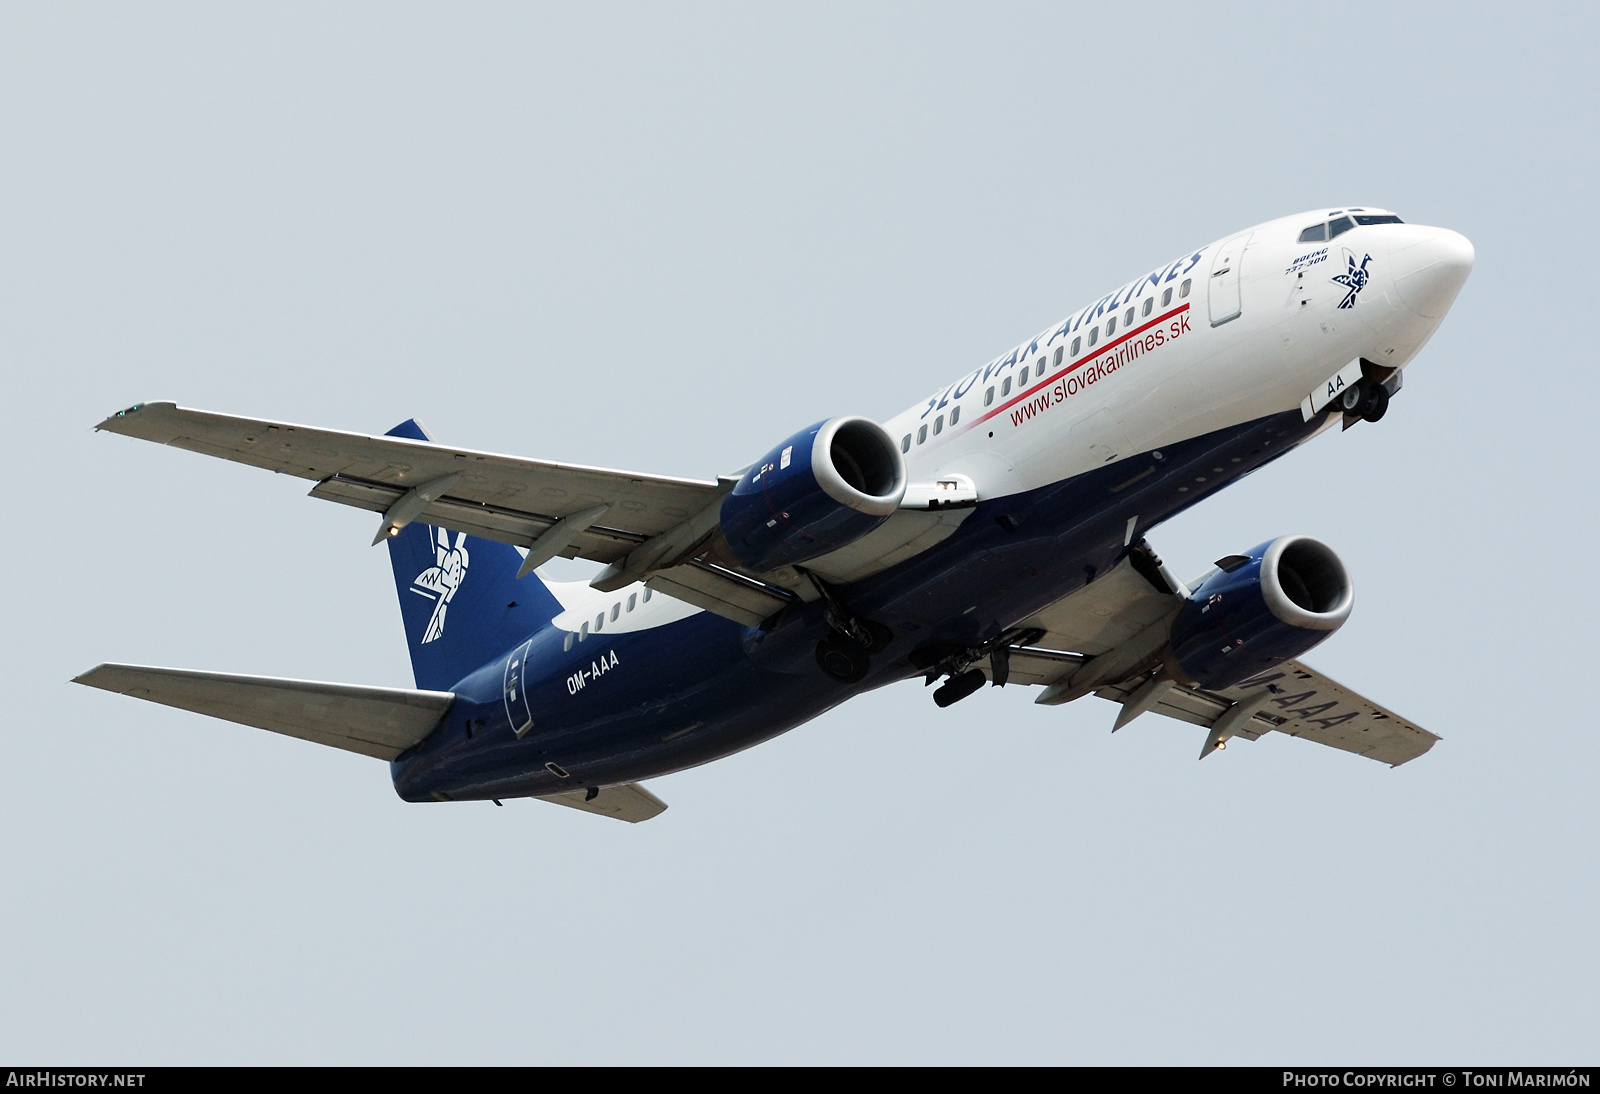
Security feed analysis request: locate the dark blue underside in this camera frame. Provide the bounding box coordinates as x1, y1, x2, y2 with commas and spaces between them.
391, 407, 1327, 802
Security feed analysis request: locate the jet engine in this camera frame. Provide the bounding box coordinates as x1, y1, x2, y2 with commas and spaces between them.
720, 417, 907, 572
1165, 535, 1353, 690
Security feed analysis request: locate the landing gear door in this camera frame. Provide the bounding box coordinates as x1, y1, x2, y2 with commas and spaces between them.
1208, 233, 1252, 327
503, 639, 533, 738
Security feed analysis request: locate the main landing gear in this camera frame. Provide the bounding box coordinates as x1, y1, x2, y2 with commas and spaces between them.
808, 572, 893, 685
910, 627, 1046, 708
815, 624, 891, 684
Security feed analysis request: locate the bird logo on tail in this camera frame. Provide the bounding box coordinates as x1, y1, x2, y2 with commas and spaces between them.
410, 528, 470, 643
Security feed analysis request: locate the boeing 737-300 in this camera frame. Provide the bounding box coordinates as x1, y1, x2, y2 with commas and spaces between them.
75, 207, 1473, 822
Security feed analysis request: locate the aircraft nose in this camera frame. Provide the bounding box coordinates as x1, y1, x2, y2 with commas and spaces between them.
1389, 227, 1474, 318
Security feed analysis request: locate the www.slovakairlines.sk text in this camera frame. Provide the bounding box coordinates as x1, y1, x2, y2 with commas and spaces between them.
1010, 308, 1192, 428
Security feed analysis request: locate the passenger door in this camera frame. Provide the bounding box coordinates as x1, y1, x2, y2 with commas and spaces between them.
1207, 233, 1252, 327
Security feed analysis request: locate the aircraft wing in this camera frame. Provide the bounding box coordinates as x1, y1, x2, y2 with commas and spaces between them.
1088, 660, 1440, 766
96, 401, 721, 563
73, 663, 454, 760
96, 401, 799, 625
983, 547, 1440, 766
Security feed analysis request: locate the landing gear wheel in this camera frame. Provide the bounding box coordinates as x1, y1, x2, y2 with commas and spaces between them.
815, 635, 870, 683
1339, 380, 1390, 423
933, 668, 988, 708
1361, 385, 1390, 422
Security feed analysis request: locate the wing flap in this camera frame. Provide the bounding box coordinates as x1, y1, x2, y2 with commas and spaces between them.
536, 783, 668, 823
645, 562, 794, 628
992, 646, 1086, 687
73, 663, 454, 761
307, 475, 646, 562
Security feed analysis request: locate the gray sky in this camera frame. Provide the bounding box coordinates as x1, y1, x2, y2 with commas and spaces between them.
3, 2, 1595, 1064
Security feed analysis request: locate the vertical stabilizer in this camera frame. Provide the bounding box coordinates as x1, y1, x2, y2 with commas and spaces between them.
382, 419, 563, 691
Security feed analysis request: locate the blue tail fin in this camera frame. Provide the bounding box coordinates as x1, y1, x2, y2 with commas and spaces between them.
382, 419, 564, 691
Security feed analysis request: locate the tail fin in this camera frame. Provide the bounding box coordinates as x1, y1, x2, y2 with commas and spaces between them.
383, 419, 563, 691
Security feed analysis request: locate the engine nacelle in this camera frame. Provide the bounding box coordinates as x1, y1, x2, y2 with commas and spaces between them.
720, 417, 907, 571
1166, 535, 1354, 690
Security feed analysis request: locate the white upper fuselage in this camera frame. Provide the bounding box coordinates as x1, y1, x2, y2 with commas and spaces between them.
541, 207, 1474, 631
885, 207, 1474, 502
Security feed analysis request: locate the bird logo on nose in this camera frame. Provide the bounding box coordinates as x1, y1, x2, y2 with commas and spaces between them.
1331, 249, 1372, 310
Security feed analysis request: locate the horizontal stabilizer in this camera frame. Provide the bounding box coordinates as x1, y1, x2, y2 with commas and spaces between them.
537, 783, 668, 823
73, 664, 453, 761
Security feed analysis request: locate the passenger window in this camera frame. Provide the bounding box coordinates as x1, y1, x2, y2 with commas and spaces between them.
1053, 346, 1063, 368
1124, 307, 1134, 326
594, 613, 604, 632
1088, 326, 1100, 346
1298, 223, 1328, 243
628, 592, 637, 611
1001, 377, 1012, 396
984, 386, 994, 406
610, 603, 620, 622
934, 414, 944, 435
564, 631, 574, 651
1179, 279, 1191, 298
1142, 298, 1153, 317
1106, 316, 1117, 336
579, 621, 589, 642
1035, 357, 1045, 377
1161, 287, 1173, 307
917, 424, 928, 443
1071, 336, 1081, 355
949, 406, 960, 426
1329, 216, 1354, 238
901, 434, 911, 453
643, 587, 652, 603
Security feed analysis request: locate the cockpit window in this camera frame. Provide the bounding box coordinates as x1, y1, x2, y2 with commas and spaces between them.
1354, 214, 1403, 226
1298, 223, 1328, 243
1328, 216, 1354, 238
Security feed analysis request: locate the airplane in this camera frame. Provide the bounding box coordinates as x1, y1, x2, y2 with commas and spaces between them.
75, 207, 1474, 823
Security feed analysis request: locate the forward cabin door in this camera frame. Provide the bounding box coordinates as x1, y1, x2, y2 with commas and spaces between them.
1208, 233, 1251, 327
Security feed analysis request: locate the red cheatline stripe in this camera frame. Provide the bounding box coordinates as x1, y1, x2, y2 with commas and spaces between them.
956, 302, 1191, 435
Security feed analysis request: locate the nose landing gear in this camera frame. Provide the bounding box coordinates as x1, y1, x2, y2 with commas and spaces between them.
1339, 379, 1390, 423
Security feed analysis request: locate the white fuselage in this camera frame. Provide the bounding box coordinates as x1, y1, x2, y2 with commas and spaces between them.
886, 208, 1473, 503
